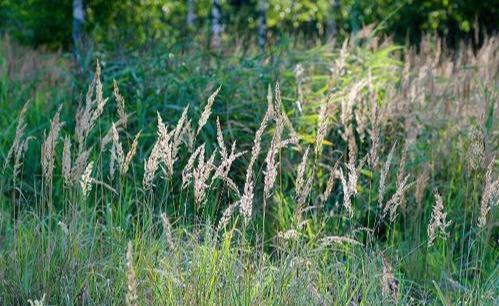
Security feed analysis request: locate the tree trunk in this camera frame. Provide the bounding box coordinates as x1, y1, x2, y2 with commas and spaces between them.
326, 0, 338, 39
72, 0, 85, 59
257, 0, 267, 48
187, 0, 196, 28
211, 0, 222, 49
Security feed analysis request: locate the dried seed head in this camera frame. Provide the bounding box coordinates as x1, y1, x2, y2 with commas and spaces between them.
80, 161, 94, 198
122, 131, 141, 176
295, 147, 314, 213
240, 95, 274, 224
339, 168, 353, 217
478, 158, 498, 228
171, 105, 189, 161
468, 125, 485, 171
396, 143, 410, 213
193, 149, 216, 205
264, 117, 285, 199
212, 118, 245, 193
182, 144, 204, 189
277, 229, 300, 241
216, 201, 239, 234
160, 212, 175, 250
76, 61, 108, 151
381, 256, 399, 301
62, 136, 72, 186
383, 174, 411, 223
427, 190, 452, 247
355, 104, 368, 142
101, 115, 129, 151
13, 136, 34, 183
181, 119, 194, 152
156, 112, 175, 177
369, 101, 380, 169
27, 294, 46, 306
340, 79, 367, 132
266, 84, 275, 119
296, 171, 314, 212
216, 117, 227, 157
4, 101, 29, 172
196, 85, 221, 136
72, 148, 91, 184
239, 182, 254, 224
110, 145, 117, 180
143, 114, 175, 190
315, 102, 329, 156
319, 235, 361, 247
339, 158, 360, 217
91, 60, 106, 124
111, 123, 124, 171
41, 106, 63, 184
346, 124, 358, 164
295, 147, 310, 196
321, 160, 339, 203
143, 140, 161, 190
113, 80, 127, 127
274, 82, 282, 112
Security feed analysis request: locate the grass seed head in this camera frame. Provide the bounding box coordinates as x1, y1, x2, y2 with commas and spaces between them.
41, 105, 63, 184
62, 136, 72, 186
196, 85, 221, 136
478, 157, 498, 228
427, 190, 452, 247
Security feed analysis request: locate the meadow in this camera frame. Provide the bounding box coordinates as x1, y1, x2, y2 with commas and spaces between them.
0, 31, 497, 305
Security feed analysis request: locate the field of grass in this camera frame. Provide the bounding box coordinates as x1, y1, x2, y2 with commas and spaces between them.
0, 32, 498, 305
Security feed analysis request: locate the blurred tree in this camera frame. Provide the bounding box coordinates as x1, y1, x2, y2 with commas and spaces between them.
257, 0, 267, 47
1, 0, 73, 48
211, 0, 222, 49
72, 0, 85, 59
187, 0, 196, 28
0, 0, 497, 49
326, 0, 339, 38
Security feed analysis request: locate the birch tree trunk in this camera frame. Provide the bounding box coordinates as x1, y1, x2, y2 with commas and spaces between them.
326, 0, 338, 39
257, 0, 267, 48
187, 0, 196, 28
211, 0, 222, 49
72, 0, 85, 59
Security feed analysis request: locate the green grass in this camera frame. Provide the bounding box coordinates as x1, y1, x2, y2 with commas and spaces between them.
0, 33, 498, 305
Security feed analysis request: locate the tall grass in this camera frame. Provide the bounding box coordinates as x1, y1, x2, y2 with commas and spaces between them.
0, 32, 497, 305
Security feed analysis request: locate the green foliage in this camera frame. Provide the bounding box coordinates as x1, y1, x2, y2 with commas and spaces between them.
0, 0, 73, 48
1, 0, 497, 49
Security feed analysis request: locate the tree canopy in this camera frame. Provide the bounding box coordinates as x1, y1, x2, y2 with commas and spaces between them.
1, 0, 497, 49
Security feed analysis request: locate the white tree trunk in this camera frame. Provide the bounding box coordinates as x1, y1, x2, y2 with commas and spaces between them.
326, 0, 338, 39
187, 0, 196, 28
257, 0, 267, 48
72, 0, 85, 49
211, 0, 222, 49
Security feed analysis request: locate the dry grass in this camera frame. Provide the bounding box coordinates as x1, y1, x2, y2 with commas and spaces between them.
0, 32, 497, 305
